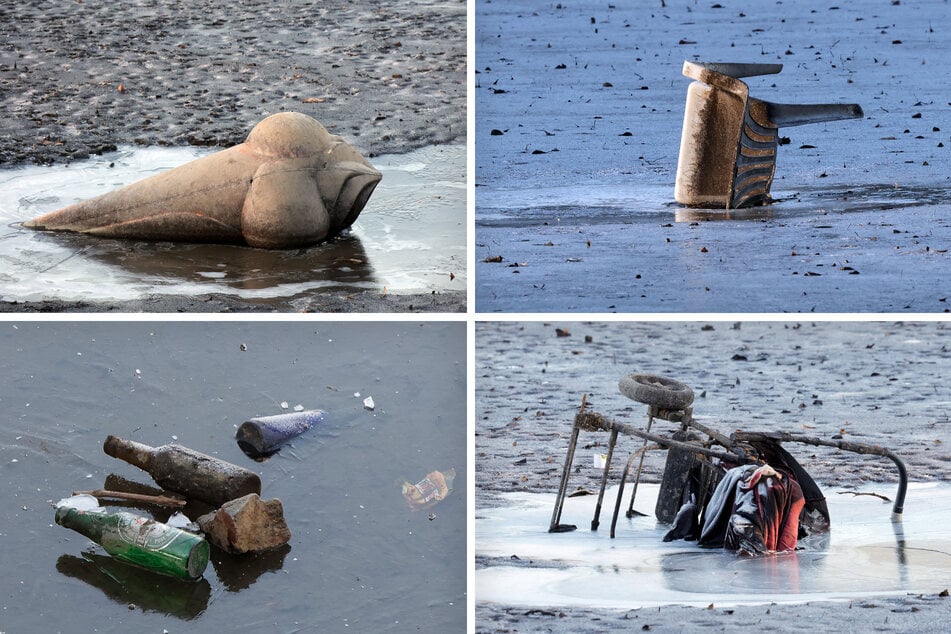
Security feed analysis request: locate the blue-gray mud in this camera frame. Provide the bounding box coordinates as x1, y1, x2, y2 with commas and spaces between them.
476, 0, 950, 313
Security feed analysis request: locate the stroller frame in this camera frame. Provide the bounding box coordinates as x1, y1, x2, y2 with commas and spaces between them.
548, 375, 908, 538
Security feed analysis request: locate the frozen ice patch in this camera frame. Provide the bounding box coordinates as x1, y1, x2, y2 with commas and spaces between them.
477, 482, 951, 609
55, 494, 100, 511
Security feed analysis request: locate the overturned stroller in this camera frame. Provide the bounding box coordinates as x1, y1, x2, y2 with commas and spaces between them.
549, 374, 907, 556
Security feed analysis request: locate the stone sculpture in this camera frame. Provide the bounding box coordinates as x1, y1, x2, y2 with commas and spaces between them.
25, 112, 381, 248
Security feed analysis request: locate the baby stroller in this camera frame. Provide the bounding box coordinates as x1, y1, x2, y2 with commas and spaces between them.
548, 374, 907, 554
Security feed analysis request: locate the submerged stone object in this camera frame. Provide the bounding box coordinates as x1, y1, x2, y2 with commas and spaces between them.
675, 61, 863, 209
24, 112, 382, 248
197, 493, 291, 553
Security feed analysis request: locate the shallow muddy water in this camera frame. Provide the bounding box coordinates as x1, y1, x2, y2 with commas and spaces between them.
0, 143, 465, 305
477, 482, 951, 609
0, 322, 466, 632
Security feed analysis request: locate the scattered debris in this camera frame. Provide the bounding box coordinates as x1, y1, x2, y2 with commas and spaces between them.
402, 469, 456, 510
236, 410, 325, 457
72, 488, 186, 508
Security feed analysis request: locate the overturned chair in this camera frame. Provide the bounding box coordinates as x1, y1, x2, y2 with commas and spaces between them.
674, 61, 863, 209
548, 373, 908, 549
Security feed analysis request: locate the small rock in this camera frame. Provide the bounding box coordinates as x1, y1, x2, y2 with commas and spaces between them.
197, 493, 291, 553
363, 396, 375, 410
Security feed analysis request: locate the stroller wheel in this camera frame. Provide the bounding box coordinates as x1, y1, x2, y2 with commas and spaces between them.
619, 373, 695, 410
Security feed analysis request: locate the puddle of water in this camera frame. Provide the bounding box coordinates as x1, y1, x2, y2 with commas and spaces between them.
476, 182, 672, 226
477, 181, 951, 228
0, 144, 465, 303
476, 482, 951, 609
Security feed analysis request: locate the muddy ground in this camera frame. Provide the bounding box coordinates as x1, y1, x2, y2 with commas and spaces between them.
0, 0, 465, 165
0, 289, 466, 313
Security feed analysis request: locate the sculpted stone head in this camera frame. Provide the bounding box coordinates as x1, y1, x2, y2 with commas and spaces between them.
25, 112, 382, 249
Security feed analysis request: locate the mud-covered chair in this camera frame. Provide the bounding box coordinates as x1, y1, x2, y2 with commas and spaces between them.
674, 61, 863, 209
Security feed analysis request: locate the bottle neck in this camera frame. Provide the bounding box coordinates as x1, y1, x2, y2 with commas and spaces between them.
103, 435, 155, 471
55, 506, 108, 542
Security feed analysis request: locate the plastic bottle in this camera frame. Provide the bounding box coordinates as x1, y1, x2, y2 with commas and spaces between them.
55, 506, 209, 580
103, 435, 261, 507
402, 468, 456, 510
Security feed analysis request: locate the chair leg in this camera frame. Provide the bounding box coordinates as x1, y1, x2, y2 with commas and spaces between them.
548, 395, 590, 533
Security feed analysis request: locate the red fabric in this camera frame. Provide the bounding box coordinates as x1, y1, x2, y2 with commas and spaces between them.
748, 466, 805, 552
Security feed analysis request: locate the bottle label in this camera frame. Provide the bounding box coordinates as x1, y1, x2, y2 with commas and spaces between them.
115, 514, 179, 551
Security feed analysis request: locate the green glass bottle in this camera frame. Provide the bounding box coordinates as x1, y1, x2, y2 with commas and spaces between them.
55, 506, 210, 581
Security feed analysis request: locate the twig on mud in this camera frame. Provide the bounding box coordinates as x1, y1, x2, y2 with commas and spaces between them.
837, 490, 892, 503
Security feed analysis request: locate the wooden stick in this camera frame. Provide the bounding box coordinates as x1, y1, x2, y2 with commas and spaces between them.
73, 489, 187, 508
837, 490, 892, 503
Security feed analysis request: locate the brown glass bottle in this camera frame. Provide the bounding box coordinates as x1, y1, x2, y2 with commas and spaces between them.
103, 435, 261, 507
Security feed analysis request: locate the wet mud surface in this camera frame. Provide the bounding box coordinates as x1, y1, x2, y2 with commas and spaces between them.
475, 0, 951, 312
475, 321, 951, 631
0, 322, 466, 631
479, 594, 951, 634
0, 0, 465, 165
0, 289, 465, 313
